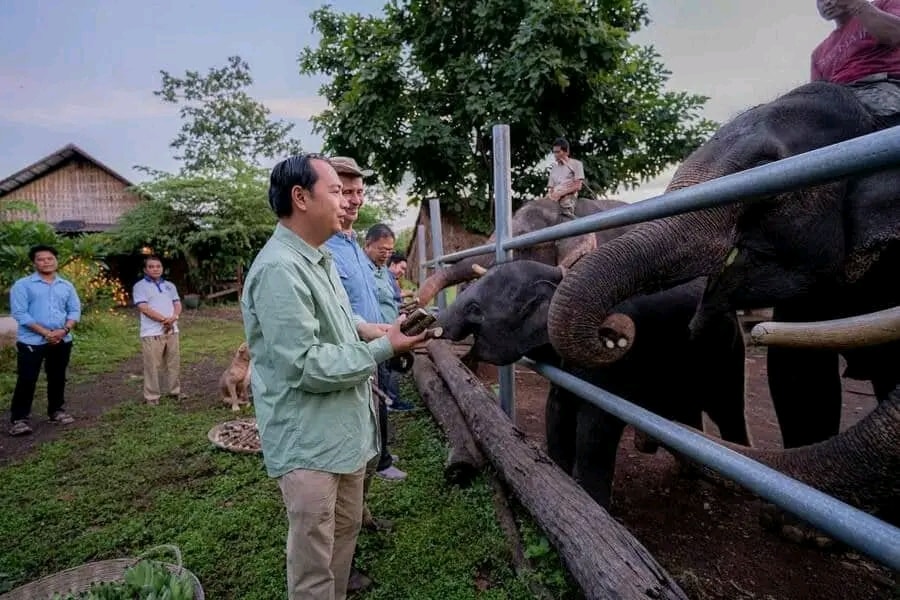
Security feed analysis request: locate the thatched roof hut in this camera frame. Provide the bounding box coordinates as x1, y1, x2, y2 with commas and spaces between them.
0, 143, 142, 233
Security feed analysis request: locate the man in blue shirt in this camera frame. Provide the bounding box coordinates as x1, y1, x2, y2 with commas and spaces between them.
8, 245, 82, 436
325, 157, 407, 483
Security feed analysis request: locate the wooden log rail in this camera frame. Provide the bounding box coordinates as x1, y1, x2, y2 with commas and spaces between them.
422, 340, 688, 600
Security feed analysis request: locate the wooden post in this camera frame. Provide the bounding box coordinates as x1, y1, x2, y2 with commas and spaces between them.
412, 355, 485, 486
426, 341, 688, 600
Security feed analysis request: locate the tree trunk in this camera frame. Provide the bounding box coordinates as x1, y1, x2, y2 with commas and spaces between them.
412, 355, 486, 486
426, 340, 688, 600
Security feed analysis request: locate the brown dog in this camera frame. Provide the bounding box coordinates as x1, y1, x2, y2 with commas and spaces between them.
219, 342, 252, 411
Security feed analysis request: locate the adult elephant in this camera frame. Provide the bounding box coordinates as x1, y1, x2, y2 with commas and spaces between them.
547, 81, 900, 453
414, 196, 634, 307
436, 260, 749, 508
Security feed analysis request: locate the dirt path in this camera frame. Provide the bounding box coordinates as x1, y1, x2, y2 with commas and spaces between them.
477, 347, 896, 600
0, 324, 229, 466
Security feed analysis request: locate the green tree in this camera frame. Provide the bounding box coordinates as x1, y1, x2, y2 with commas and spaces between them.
299, 0, 716, 233
354, 183, 405, 240
152, 55, 303, 174
109, 161, 275, 294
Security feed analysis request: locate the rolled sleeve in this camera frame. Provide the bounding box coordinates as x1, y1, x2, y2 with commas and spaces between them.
65, 284, 82, 322
10, 282, 35, 327
251, 264, 378, 395
572, 160, 585, 181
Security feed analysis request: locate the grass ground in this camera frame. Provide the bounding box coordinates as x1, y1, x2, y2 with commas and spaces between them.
0, 306, 578, 599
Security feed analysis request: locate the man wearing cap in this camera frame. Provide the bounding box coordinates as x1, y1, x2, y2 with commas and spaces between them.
324, 156, 406, 480
324, 156, 407, 592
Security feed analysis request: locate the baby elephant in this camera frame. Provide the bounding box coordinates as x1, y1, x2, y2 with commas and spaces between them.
437, 260, 750, 508
219, 342, 252, 411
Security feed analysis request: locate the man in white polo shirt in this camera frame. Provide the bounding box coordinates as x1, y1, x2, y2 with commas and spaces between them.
133, 255, 183, 405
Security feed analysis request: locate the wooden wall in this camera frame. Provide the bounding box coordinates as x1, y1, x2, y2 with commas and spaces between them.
2, 157, 141, 228
405, 204, 489, 286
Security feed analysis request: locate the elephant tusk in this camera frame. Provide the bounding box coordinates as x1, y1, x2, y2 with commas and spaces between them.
750, 306, 900, 350
471, 264, 488, 277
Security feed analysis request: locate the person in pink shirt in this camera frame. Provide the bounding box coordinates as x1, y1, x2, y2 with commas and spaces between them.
812, 0, 900, 115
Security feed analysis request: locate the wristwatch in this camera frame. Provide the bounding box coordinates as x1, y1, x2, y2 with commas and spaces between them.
63, 326, 71, 334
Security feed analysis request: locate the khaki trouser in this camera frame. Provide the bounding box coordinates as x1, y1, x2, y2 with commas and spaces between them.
278, 467, 366, 600
141, 333, 181, 402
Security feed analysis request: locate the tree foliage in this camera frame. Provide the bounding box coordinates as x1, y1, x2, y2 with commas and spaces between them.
109, 161, 275, 294
152, 55, 303, 174
0, 201, 124, 312
299, 0, 716, 233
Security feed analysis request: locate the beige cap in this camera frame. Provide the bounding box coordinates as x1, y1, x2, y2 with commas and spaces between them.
329, 156, 374, 177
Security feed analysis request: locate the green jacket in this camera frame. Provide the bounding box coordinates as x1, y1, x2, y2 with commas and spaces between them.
241, 223, 393, 477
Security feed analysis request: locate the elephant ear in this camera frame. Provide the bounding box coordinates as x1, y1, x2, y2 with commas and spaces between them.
556, 233, 597, 270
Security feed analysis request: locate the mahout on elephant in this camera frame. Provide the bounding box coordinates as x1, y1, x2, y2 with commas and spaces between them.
436, 259, 749, 508
544, 80, 899, 521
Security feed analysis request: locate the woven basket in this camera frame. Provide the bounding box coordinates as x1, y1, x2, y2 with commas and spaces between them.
207, 418, 261, 454
0, 545, 204, 600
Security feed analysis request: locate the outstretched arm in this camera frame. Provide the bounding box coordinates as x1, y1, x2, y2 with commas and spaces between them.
850, 0, 900, 46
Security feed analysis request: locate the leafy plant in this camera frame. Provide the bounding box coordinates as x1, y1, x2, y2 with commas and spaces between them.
299, 0, 716, 233
151, 55, 303, 175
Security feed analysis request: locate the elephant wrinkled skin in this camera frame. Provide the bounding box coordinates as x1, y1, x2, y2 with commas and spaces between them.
437, 260, 749, 508
415, 196, 634, 307
546, 80, 900, 521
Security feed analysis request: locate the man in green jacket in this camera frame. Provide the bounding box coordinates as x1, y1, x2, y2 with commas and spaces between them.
241, 154, 426, 600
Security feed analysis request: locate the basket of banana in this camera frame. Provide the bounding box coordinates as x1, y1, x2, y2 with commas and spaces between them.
0, 545, 204, 600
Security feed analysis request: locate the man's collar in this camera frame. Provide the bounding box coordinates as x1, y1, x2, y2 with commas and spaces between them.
275, 222, 328, 265
29, 272, 57, 282
143, 275, 165, 284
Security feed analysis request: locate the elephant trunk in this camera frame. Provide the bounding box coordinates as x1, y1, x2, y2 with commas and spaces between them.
547, 208, 733, 367
705, 388, 900, 523
417, 254, 496, 307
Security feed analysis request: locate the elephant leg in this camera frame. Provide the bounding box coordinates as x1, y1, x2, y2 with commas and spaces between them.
571, 403, 626, 509
545, 383, 578, 474
768, 345, 841, 448
703, 332, 750, 446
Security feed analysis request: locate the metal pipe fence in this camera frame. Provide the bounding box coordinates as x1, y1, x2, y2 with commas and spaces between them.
418, 123, 900, 570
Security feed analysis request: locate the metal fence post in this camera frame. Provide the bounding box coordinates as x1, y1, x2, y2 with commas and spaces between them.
416, 223, 427, 293
428, 198, 447, 312
492, 124, 516, 417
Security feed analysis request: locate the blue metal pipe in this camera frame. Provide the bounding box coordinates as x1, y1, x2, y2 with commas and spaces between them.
493, 124, 516, 417
504, 125, 900, 251
520, 358, 900, 570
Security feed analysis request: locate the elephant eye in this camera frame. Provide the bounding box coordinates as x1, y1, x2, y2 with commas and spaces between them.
464, 302, 484, 324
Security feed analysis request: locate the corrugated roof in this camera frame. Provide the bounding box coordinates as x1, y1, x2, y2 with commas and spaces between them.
0, 143, 134, 198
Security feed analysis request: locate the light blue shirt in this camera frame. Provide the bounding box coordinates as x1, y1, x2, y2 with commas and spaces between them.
324, 232, 386, 324
10, 273, 82, 345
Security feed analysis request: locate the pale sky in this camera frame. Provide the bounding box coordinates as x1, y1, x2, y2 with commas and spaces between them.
0, 1, 833, 230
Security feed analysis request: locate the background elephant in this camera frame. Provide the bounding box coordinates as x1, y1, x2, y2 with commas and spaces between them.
436, 259, 749, 508
543, 80, 899, 524
548, 80, 899, 449
415, 196, 634, 307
